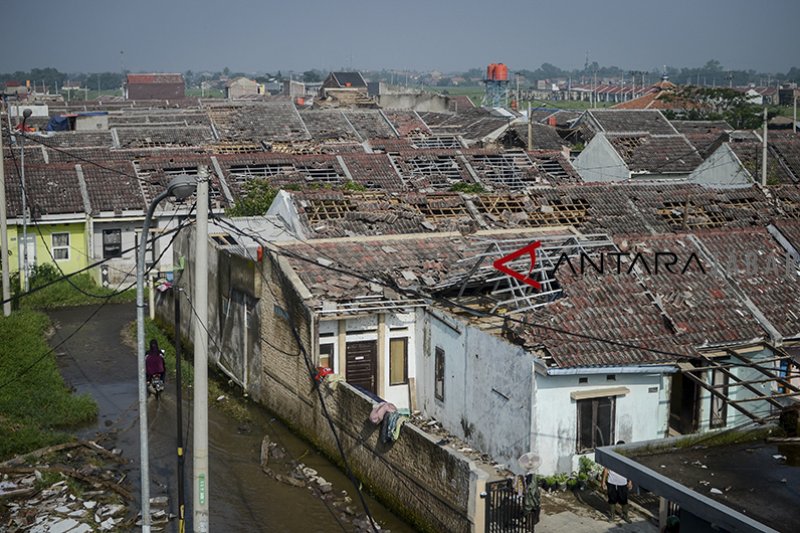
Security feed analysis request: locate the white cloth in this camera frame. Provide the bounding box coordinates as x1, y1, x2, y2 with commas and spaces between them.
607, 469, 627, 486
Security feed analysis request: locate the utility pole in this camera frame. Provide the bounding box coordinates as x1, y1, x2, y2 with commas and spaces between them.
762, 107, 768, 187
0, 102, 10, 316
794, 94, 797, 134
20, 110, 31, 292
193, 167, 210, 533
175, 288, 186, 533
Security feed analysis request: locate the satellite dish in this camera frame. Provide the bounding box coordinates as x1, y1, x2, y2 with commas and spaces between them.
518, 452, 540, 472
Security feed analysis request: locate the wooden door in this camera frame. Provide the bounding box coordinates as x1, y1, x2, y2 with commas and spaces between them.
346, 340, 377, 394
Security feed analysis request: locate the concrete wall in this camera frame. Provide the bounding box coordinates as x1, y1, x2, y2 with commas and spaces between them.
157, 228, 263, 399
127, 83, 185, 100
573, 133, 629, 183
688, 143, 753, 188
695, 347, 775, 432
416, 308, 536, 472
75, 115, 108, 131
256, 254, 486, 532
377, 93, 449, 113
533, 371, 671, 475
91, 219, 139, 286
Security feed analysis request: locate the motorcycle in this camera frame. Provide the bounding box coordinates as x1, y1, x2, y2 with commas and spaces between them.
148, 375, 165, 400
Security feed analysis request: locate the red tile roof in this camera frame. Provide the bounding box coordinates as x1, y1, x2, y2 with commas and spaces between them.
127, 73, 184, 85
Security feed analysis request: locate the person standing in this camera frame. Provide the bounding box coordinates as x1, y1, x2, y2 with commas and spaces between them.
601, 445, 632, 522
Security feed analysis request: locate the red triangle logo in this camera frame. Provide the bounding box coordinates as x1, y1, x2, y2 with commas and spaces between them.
492, 241, 542, 290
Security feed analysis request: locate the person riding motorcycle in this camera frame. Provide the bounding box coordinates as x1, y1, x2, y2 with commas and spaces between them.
145, 339, 166, 388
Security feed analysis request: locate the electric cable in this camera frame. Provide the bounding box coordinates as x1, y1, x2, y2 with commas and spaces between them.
0, 223, 187, 307
4, 128, 196, 301
214, 215, 800, 378
0, 219, 193, 391
207, 216, 795, 530
178, 259, 380, 533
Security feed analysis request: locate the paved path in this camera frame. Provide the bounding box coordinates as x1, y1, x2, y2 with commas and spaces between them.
537, 510, 657, 533
49, 303, 411, 532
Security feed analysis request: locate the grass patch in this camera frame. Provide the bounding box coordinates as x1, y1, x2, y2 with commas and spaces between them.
140, 318, 251, 423
14, 265, 136, 311
0, 311, 98, 460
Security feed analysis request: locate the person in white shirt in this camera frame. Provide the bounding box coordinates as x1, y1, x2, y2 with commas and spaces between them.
601, 441, 633, 522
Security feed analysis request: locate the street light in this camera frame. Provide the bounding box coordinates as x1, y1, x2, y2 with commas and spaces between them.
136, 174, 196, 533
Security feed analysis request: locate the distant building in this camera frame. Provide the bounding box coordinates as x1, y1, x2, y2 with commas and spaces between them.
283, 79, 305, 98
321, 71, 368, 97
225, 77, 260, 99
125, 73, 185, 100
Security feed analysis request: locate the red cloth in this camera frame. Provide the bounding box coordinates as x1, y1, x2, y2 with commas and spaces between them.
314, 367, 333, 383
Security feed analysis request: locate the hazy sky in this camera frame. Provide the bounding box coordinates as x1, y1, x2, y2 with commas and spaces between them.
2, 0, 798, 74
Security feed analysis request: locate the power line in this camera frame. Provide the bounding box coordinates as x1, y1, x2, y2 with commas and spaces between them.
215, 215, 797, 375
0, 220, 192, 391
0, 223, 188, 307
5, 140, 190, 300
177, 254, 380, 533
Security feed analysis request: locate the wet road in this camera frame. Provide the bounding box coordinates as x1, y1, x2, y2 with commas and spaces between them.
49, 303, 414, 532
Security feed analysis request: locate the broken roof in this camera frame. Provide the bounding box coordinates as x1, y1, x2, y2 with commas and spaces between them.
3, 163, 86, 218
287, 190, 476, 239
670, 120, 732, 157
506, 123, 568, 151
77, 163, 146, 214
274, 184, 775, 242
730, 141, 799, 185
694, 227, 800, 339
622, 233, 766, 347
606, 134, 704, 174
583, 109, 678, 136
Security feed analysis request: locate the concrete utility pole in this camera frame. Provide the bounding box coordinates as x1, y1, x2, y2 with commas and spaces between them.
0, 108, 10, 316
193, 167, 210, 533
762, 107, 768, 187
136, 175, 196, 533
794, 95, 797, 134
20, 109, 31, 292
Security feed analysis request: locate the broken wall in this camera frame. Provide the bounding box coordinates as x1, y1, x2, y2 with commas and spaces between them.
416, 308, 536, 473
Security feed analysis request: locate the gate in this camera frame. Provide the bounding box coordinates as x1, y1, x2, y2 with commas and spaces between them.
484, 478, 537, 532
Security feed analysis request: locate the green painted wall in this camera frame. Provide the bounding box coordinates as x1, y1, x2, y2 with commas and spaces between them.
6, 221, 88, 276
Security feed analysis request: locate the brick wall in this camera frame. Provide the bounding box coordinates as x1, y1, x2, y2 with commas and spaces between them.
256, 252, 486, 533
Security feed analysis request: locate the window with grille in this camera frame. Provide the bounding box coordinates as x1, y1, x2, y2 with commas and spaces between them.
102, 229, 122, 258
52, 232, 70, 261
435, 346, 445, 401
576, 396, 615, 453
389, 338, 408, 386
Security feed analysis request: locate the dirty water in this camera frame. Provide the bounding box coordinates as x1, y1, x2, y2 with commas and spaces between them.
49, 303, 415, 532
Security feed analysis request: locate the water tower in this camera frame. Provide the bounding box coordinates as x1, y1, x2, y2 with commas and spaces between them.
482, 63, 510, 108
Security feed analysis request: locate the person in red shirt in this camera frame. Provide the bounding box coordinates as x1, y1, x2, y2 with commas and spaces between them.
145, 339, 166, 385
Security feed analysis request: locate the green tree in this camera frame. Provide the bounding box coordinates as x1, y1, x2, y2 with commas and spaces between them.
302, 70, 321, 83
227, 179, 278, 217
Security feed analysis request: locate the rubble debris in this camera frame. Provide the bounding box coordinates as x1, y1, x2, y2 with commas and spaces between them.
0, 440, 137, 533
